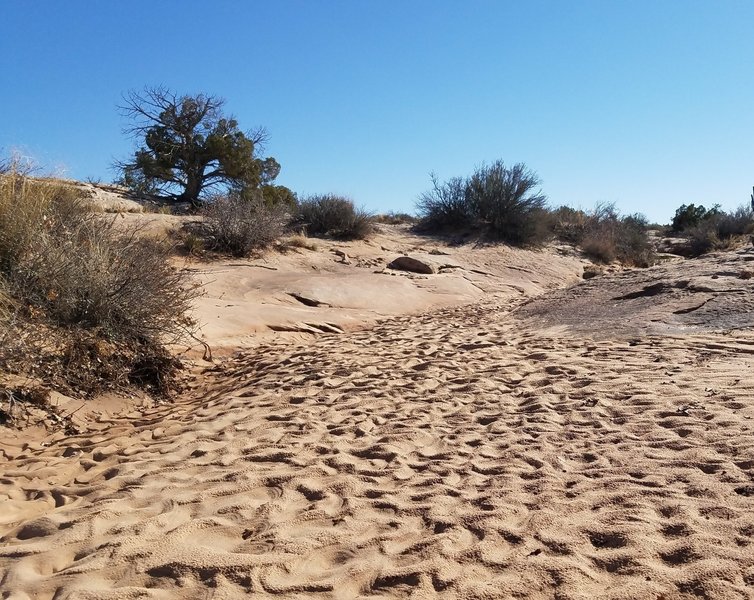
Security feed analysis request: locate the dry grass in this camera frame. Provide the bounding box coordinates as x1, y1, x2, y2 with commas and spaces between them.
373, 212, 418, 225
283, 232, 318, 251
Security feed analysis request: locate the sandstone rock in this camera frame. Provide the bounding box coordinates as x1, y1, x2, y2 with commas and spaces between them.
388, 256, 438, 274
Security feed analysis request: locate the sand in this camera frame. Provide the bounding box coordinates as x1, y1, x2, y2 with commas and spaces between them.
2, 230, 754, 599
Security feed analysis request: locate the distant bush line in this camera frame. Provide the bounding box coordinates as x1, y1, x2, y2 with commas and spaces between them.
415, 161, 656, 267
669, 203, 754, 256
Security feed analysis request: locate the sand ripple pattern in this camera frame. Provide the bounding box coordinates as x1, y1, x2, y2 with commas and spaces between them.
2, 299, 754, 598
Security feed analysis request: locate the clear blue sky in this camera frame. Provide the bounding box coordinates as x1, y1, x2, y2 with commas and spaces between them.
2, 1, 753, 223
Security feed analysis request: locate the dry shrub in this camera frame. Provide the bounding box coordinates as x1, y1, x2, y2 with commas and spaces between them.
284, 232, 318, 251
684, 205, 754, 256
551, 206, 590, 244
0, 160, 86, 273
202, 194, 288, 256
416, 175, 472, 231
295, 194, 374, 240
0, 160, 200, 396
0, 277, 14, 329
182, 231, 205, 256
0, 325, 180, 398
581, 236, 618, 264
15, 222, 197, 342
373, 212, 418, 225
556, 204, 654, 267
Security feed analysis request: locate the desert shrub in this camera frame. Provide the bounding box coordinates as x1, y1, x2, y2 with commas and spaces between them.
551, 206, 590, 244
0, 163, 86, 273
373, 212, 418, 225
670, 203, 720, 233
14, 222, 197, 342
578, 204, 654, 267
0, 163, 200, 395
295, 194, 374, 240
416, 175, 473, 231
284, 232, 318, 251
715, 205, 754, 238
686, 220, 722, 256
202, 194, 288, 256
466, 162, 550, 245
0, 277, 14, 335
182, 231, 205, 255
416, 161, 550, 246
684, 205, 754, 256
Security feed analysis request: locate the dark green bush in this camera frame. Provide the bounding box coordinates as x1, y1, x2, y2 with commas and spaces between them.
670, 203, 720, 233
295, 194, 374, 240
684, 205, 754, 256
260, 185, 297, 210
416, 161, 550, 246
416, 175, 473, 231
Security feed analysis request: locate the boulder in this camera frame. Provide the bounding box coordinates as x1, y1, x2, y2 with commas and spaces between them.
388, 256, 438, 274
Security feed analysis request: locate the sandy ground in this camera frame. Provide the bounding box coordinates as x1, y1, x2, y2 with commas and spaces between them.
2, 228, 754, 599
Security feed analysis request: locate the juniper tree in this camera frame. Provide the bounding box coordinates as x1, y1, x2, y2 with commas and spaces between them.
116, 86, 285, 208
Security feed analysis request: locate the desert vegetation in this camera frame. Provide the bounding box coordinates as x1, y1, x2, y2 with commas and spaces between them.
552, 204, 655, 267
200, 193, 290, 256
115, 86, 294, 209
179, 192, 373, 258
0, 158, 199, 398
293, 194, 374, 240
417, 161, 551, 246
669, 202, 754, 256
373, 211, 418, 225
417, 161, 654, 265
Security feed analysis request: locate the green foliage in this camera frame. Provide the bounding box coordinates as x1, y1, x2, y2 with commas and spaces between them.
116, 86, 281, 208
416, 161, 550, 246
685, 205, 754, 256
670, 203, 720, 233
295, 194, 374, 240
233, 183, 297, 210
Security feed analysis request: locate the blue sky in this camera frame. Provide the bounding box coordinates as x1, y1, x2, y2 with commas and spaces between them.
1, 1, 753, 223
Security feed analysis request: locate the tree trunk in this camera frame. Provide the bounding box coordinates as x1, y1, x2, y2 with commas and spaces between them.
180, 169, 203, 208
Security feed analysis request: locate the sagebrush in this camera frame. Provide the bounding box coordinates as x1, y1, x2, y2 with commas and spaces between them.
295, 194, 373, 240
416, 161, 550, 246
554, 204, 654, 267
0, 159, 199, 396
201, 194, 289, 256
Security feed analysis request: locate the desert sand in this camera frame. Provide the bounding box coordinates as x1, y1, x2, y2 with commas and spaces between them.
2, 222, 754, 599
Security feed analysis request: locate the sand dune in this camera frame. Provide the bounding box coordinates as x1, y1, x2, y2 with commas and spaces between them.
2, 238, 754, 599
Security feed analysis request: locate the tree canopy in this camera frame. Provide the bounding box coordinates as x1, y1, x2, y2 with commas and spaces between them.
116, 87, 284, 207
